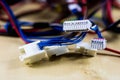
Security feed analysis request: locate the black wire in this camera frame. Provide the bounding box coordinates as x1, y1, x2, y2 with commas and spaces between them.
107, 19, 120, 33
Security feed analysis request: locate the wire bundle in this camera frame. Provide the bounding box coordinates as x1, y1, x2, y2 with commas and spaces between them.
0, 0, 120, 54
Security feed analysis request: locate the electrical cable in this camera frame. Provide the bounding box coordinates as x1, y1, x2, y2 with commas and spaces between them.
81, 0, 87, 19
0, 3, 48, 22
38, 32, 87, 49
0, 0, 32, 43
1, 0, 120, 55
3, 21, 63, 36
105, 47, 120, 55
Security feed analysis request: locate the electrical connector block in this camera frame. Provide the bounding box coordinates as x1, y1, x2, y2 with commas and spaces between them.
75, 42, 97, 56
19, 41, 47, 64
90, 38, 107, 50
44, 46, 69, 57
63, 20, 92, 32
76, 42, 90, 49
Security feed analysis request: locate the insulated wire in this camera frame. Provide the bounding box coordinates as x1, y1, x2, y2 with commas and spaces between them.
0, 0, 32, 43
105, 47, 120, 55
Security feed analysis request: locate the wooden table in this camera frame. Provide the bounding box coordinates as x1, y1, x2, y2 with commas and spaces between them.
0, 4, 120, 80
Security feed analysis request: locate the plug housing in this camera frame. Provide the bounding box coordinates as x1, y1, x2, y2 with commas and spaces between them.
75, 42, 97, 56
90, 38, 106, 50
44, 46, 69, 57
63, 20, 92, 32
76, 42, 90, 49
19, 41, 47, 64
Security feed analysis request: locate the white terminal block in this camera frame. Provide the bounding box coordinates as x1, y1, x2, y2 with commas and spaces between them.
75, 42, 97, 56
63, 20, 92, 32
44, 46, 69, 57
90, 38, 107, 50
76, 42, 91, 49
19, 41, 47, 64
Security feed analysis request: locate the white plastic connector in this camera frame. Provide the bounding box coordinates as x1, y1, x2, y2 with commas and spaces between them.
90, 38, 107, 50
76, 42, 91, 49
63, 20, 92, 32
44, 46, 69, 57
75, 42, 97, 56
68, 4, 82, 12
19, 41, 47, 64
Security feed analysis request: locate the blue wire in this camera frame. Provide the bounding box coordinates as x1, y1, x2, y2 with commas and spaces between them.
38, 32, 87, 49
4, 21, 63, 37
2, 0, 33, 43
90, 25, 103, 38
4, 20, 80, 42
3, 0, 102, 50
71, 9, 83, 20
4, 21, 34, 32
51, 25, 63, 31
3, 1, 103, 50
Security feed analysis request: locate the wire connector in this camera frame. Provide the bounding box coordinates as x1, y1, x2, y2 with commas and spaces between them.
44, 46, 69, 57
63, 20, 92, 32
19, 41, 47, 64
90, 38, 107, 50
76, 42, 90, 49
75, 42, 96, 56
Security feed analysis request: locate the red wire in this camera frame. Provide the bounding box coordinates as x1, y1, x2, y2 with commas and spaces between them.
0, 1, 49, 43
0, 29, 6, 33
113, 0, 120, 8
105, 47, 120, 55
23, 28, 42, 33
0, 4, 48, 22
81, 0, 87, 19
106, 0, 114, 23
0, 28, 39, 33
0, 1, 28, 43
88, 0, 114, 34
